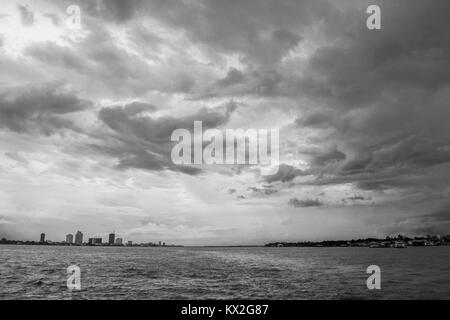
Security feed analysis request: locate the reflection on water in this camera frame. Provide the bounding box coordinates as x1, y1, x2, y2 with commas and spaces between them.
0, 245, 449, 299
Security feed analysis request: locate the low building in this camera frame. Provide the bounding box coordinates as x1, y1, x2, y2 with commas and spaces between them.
88, 238, 102, 245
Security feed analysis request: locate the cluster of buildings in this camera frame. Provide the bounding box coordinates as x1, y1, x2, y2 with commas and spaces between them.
368, 235, 449, 248
31, 232, 167, 247
63, 231, 84, 245
64, 231, 126, 246
266, 235, 450, 248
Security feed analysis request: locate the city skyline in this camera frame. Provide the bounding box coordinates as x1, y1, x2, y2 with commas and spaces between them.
30, 230, 168, 246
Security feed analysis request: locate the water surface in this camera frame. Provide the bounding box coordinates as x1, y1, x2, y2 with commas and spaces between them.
1, 245, 449, 299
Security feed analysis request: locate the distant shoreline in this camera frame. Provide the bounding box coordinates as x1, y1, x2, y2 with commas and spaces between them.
2, 234, 450, 248
265, 235, 450, 248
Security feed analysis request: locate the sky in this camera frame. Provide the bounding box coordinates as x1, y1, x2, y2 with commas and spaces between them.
0, 0, 450, 245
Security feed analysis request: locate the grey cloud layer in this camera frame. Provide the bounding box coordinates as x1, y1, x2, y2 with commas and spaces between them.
93, 101, 238, 173
5, 1, 450, 182
0, 85, 91, 134
1, 0, 450, 237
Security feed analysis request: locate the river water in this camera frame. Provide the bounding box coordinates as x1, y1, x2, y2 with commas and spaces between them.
0, 245, 449, 299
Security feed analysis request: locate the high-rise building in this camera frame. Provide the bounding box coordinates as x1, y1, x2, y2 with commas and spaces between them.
108, 233, 115, 245
115, 238, 123, 245
75, 231, 83, 245
66, 234, 74, 244
40, 233, 45, 243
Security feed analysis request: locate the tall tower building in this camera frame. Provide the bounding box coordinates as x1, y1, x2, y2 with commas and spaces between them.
108, 233, 115, 245
40, 233, 45, 243
75, 231, 83, 245
66, 234, 74, 244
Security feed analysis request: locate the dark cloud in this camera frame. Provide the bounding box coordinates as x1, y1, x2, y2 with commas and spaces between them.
295, 112, 334, 129
299, 145, 346, 167
347, 196, 367, 201
115, 149, 201, 175
247, 186, 278, 196
99, 101, 237, 142
254, 70, 283, 96
340, 154, 373, 175
82, 0, 145, 23
264, 164, 306, 183
80, 0, 323, 67
342, 195, 372, 203
273, 29, 302, 48
336, 136, 450, 187
216, 68, 245, 88
283, 0, 450, 198
0, 85, 91, 134
91, 101, 238, 174
120, 101, 157, 116
83, 129, 201, 175
196, 69, 289, 100
288, 198, 323, 208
